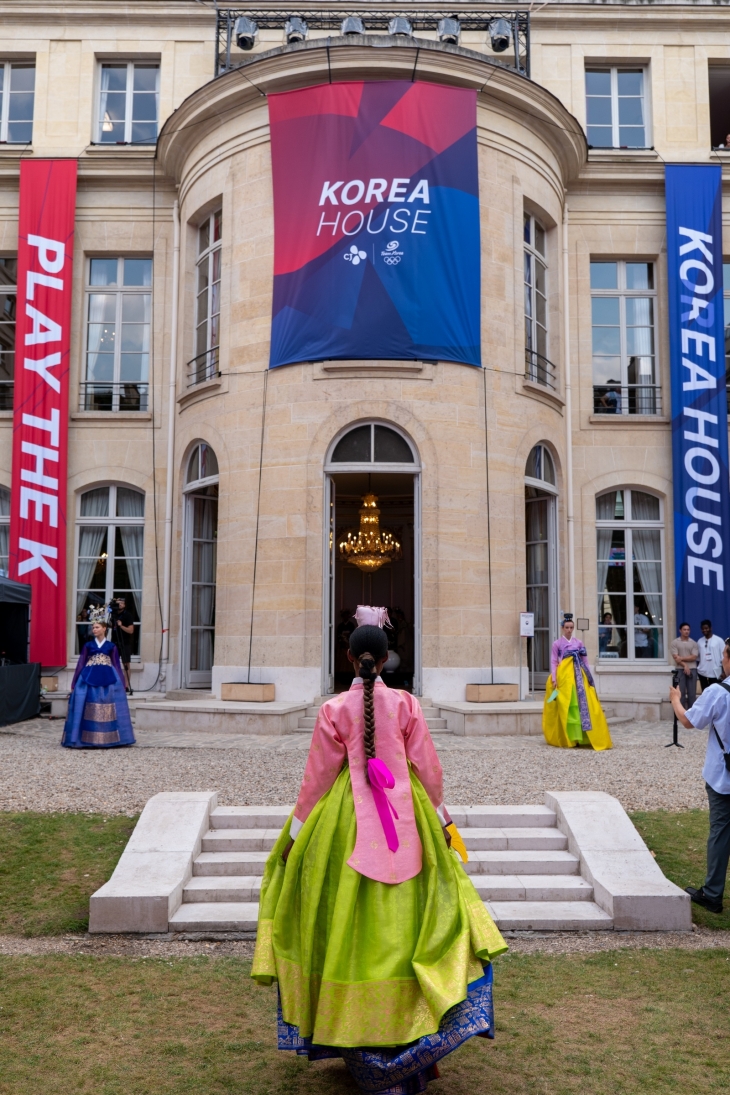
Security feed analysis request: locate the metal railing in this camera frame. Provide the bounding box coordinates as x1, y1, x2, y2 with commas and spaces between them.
524, 348, 558, 392
593, 384, 662, 416
79, 382, 149, 412
0, 380, 13, 411
215, 8, 530, 77
186, 348, 221, 389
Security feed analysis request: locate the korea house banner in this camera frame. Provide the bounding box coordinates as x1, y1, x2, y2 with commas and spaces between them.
9, 160, 77, 666
268, 81, 481, 368
666, 164, 730, 638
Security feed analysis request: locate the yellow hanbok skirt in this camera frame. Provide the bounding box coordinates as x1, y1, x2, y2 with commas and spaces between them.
542, 655, 612, 751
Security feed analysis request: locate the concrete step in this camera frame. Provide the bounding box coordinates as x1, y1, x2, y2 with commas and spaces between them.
183, 875, 262, 902
449, 806, 556, 828
210, 805, 291, 830
194, 851, 269, 876
462, 850, 580, 876
200, 825, 566, 854
486, 900, 613, 930
425, 718, 448, 730
169, 901, 259, 931
201, 829, 282, 853
470, 875, 593, 902
165, 689, 213, 701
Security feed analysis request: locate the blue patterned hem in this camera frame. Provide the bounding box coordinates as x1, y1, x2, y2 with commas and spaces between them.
277, 964, 494, 1093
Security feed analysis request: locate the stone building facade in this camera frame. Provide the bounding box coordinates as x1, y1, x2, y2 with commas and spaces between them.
1, 1, 728, 707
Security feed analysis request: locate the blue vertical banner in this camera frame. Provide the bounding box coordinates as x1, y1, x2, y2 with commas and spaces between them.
666, 165, 730, 637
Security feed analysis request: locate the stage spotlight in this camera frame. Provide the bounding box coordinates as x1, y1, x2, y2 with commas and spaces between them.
285, 16, 308, 42
488, 17, 511, 53
438, 17, 460, 44
388, 16, 413, 36
341, 16, 365, 35
234, 16, 258, 50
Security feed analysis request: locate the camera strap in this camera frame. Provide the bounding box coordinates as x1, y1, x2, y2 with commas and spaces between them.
712, 683, 730, 772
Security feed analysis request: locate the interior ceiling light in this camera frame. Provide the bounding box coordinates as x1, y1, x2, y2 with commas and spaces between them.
388, 16, 413, 36
438, 17, 461, 44
285, 16, 308, 42
338, 493, 403, 573
234, 16, 258, 50
488, 17, 512, 53
341, 16, 365, 35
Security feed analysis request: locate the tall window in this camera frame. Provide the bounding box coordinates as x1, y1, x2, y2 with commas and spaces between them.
591, 260, 658, 415
585, 68, 647, 148
525, 444, 558, 686
82, 257, 152, 412
524, 214, 553, 387
98, 62, 159, 144
0, 257, 16, 410
0, 485, 9, 575
0, 62, 35, 144
75, 485, 144, 654
184, 444, 219, 685
191, 211, 222, 386
596, 489, 664, 661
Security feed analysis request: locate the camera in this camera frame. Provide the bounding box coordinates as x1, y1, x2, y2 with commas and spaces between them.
671, 669, 680, 688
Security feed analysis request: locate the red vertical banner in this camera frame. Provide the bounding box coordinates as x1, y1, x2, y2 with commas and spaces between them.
9, 160, 77, 667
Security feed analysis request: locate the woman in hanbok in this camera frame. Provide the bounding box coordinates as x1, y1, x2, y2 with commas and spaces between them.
252, 619, 507, 1094
542, 613, 612, 750
61, 617, 135, 748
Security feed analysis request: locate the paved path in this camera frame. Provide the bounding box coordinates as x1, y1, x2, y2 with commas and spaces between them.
0, 716, 708, 815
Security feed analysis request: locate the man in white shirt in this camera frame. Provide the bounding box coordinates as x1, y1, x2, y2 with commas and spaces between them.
697, 619, 725, 693
671, 637, 730, 914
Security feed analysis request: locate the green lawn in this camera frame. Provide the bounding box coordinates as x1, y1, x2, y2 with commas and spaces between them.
0, 813, 136, 935
0, 950, 728, 1094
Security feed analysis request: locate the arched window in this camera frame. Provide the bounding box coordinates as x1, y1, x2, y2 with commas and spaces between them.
75, 485, 144, 654
183, 442, 219, 686
596, 488, 664, 660
525, 445, 558, 684
0, 484, 9, 575
329, 422, 416, 466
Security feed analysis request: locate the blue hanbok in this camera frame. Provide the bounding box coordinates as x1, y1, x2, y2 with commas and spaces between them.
61, 638, 135, 748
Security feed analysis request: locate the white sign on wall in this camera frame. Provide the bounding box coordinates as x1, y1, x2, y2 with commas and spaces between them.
519, 612, 535, 637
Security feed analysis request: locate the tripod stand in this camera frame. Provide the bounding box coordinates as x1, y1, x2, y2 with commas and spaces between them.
666, 670, 684, 748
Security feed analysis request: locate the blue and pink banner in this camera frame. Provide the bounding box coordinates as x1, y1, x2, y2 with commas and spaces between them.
666, 164, 730, 638
268, 81, 481, 368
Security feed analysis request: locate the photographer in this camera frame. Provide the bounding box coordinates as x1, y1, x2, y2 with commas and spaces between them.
670, 637, 730, 914
110, 597, 134, 694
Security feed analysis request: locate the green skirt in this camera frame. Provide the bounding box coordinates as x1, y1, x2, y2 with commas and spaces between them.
566, 686, 590, 745
252, 766, 507, 1047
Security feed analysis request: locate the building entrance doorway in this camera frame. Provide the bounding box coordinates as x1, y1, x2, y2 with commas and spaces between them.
182, 443, 219, 688
524, 444, 559, 690
323, 423, 420, 695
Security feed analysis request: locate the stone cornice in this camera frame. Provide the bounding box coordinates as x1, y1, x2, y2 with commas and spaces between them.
156, 35, 587, 185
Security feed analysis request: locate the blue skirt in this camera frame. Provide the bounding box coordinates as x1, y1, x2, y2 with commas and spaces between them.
61, 678, 135, 748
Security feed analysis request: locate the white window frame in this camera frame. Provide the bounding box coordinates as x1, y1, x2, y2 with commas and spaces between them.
73, 484, 145, 659
591, 259, 659, 415
524, 213, 550, 384
0, 255, 17, 410
0, 61, 35, 144
191, 210, 222, 385
524, 444, 559, 685
182, 444, 219, 687
0, 483, 9, 575
585, 66, 649, 149
96, 61, 159, 145
595, 488, 666, 663
82, 256, 152, 413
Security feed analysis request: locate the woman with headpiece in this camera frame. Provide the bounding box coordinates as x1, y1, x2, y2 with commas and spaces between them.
252, 612, 507, 1093
542, 613, 612, 750
61, 611, 135, 748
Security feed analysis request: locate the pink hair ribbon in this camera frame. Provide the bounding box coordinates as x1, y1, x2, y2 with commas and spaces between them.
367, 757, 400, 852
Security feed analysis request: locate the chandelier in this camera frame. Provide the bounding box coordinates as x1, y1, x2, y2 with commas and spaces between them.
339, 493, 402, 572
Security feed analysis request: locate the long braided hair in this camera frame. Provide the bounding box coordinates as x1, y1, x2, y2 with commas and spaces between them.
349, 625, 389, 783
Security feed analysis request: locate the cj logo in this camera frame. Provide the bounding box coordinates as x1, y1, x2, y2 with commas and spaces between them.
382, 240, 403, 266
344, 245, 367, 266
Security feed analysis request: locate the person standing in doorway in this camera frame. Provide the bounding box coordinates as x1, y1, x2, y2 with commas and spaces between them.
670, 622, 699, 709
633, 603, 652, 657
670, 639, 730, 914
697, 619, 725, 693
111, 597, 135, 694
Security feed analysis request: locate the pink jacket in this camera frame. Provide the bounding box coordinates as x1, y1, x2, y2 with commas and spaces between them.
550, 636, 590, 682
292, 680, 446, 885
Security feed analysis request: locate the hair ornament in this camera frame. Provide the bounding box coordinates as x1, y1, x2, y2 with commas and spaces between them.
353, 605, 392, 629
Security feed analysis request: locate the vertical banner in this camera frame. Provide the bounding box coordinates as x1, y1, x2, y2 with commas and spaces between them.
9, 160, 77, 666
268, 81, 480, 368
666, 164, 730, 638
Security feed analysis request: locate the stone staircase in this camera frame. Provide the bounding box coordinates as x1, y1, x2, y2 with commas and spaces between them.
295, 697, 450, 734
169, 802, 612, 933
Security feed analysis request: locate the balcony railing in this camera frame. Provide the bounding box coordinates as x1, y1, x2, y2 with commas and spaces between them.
525, 348, 557, 392
79, 382, 149, 412
187, 348, 220, 389
0, 380, 13, 411
593, 384, 662, 416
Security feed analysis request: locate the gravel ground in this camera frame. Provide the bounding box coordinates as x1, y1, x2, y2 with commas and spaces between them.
0, 716, 709, 814
1, 928, 729, 958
